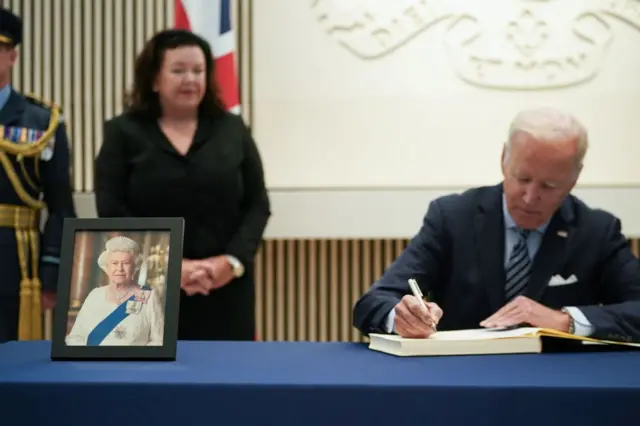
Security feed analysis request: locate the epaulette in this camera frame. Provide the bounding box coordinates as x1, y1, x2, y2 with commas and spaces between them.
23, 92, 63, 114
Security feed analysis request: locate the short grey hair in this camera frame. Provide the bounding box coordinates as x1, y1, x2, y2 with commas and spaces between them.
97, 236, 145, 274
504, 107, 589, 168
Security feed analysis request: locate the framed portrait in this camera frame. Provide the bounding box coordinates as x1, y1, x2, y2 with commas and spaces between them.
51, 217, 184, 361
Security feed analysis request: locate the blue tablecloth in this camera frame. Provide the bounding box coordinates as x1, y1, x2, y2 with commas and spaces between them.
1, 341, 639, 426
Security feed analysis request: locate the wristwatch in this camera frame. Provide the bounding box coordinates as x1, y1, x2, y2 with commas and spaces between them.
225, 255, 244, 278
561, 308, 575, 334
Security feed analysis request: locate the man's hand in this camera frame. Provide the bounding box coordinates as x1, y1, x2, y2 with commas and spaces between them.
480, 296, 571, 332
394, 295, 443, 338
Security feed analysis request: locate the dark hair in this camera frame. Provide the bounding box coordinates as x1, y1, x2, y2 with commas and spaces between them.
124, 29, 226, 118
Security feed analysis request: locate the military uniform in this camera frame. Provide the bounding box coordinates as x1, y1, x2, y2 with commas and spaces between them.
0, 8, 76, 342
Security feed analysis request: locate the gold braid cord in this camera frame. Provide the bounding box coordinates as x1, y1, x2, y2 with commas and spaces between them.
0, 152, 45, 210
9, 209, 41, 341
20, 157, 40, 193
0, 93, 61, 157
0, 94, 60, 340
0, 93, 61, 210
29, 229, 43, 340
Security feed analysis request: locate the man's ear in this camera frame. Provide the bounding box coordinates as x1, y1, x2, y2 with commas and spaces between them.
572, 163, 583, 185
8, 48, 18, 66
501, 143, 508, 176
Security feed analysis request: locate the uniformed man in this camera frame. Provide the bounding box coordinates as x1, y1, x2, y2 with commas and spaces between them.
0, 8, 76, 342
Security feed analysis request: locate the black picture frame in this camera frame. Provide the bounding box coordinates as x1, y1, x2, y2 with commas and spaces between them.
51, 217, 184, 361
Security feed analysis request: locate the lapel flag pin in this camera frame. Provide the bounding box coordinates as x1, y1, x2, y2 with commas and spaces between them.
557, 230, 568, 238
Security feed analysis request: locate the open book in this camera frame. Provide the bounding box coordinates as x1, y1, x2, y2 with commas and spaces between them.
368, 327, 640, 357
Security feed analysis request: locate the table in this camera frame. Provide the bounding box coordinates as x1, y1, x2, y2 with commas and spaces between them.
1, 341, 639, 426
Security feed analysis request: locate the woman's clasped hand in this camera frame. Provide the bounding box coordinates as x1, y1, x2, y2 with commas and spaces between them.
180, 257, 235, 296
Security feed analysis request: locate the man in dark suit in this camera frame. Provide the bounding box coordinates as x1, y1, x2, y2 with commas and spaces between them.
0, 8, 76, 342
353, 107, 640, 343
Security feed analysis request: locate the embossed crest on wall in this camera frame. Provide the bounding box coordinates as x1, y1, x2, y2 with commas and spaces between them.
312, 0, 640, 90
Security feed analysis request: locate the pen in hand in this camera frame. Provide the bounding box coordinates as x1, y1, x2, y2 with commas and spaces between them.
408, 278, 437, 331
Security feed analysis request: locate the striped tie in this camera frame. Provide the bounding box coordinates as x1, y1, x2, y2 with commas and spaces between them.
505, 229, 531, 301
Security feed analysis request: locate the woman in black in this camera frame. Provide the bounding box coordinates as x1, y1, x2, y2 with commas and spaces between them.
94, 29, 271, 340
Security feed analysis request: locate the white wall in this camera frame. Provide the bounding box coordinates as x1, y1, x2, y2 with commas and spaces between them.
252, 0, 640, 188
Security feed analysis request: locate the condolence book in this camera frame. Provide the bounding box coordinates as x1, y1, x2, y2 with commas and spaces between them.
368, 327, 640, 356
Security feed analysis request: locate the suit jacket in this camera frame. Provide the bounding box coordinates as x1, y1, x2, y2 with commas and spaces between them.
0, 89, 76, 296
353, 184, 640, 343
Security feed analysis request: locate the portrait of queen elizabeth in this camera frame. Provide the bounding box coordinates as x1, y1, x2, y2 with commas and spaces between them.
65, 236, 165, 346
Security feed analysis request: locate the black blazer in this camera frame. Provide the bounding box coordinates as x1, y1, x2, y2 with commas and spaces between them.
353, 184, 640, 343
94, 111, 271, 268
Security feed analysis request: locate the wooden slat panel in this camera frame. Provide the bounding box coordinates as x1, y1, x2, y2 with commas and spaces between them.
296, 240, 307, 340
307, 240, 317, 341
339, 239, 349, 340
265, 239, 275, 341
256, 238, 413, 343
350, 240, 361, 342
275, 239, 285, 340
318, 239, 328, 341
329, 239, 338, 341
71, 0, 83, 190
51, 0, 62, 113
93, 1, 105, 169
6, 0, 172, 193
254, 238, 264, 341
286, 239, 295, 340
32, 0, 42, 96
61, 0, 73, 187
82, 0, 93, 190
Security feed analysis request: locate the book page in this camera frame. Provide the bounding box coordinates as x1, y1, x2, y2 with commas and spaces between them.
428, 327, 541, 341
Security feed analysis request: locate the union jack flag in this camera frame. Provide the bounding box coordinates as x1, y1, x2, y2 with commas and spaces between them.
174, 0, 240, 114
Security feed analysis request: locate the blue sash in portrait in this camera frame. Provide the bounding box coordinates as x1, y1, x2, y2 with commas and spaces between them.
86, 286, 152, 346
